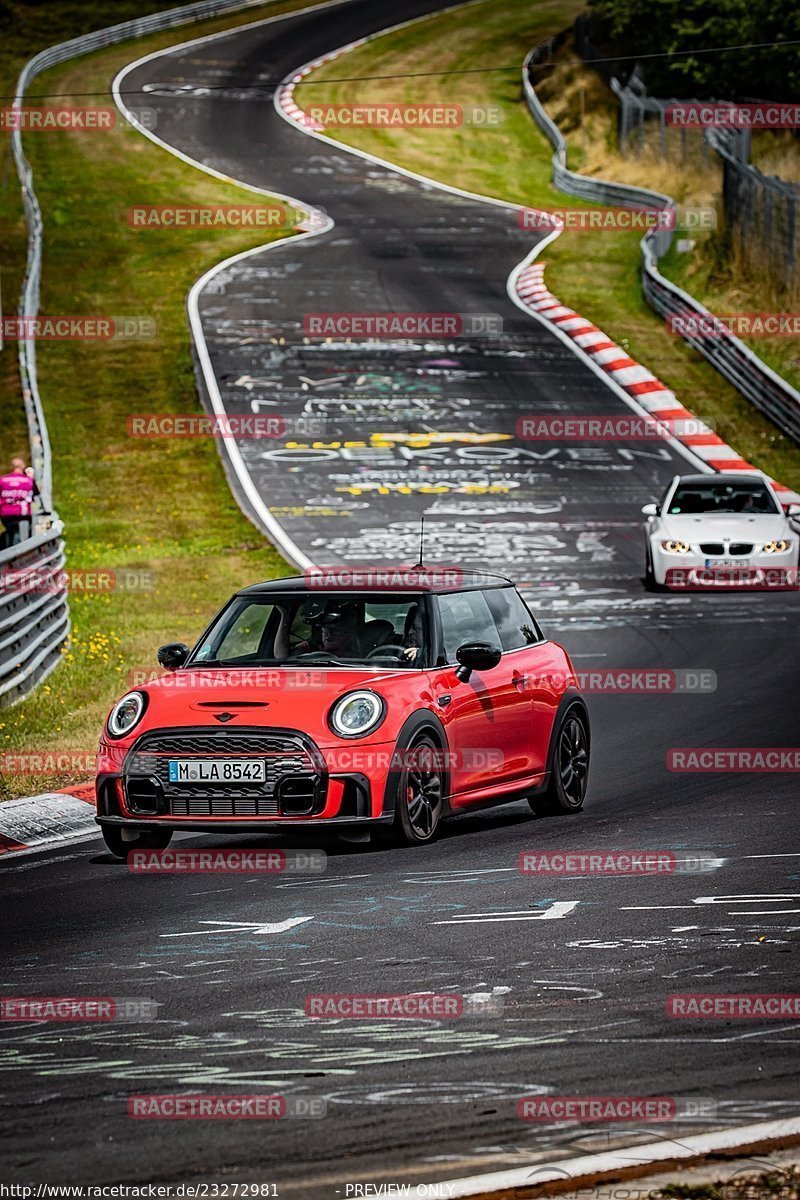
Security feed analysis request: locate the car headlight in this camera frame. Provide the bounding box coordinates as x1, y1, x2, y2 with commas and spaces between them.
106, 691, 147, 739
329, 691, 385, 739
661, 540, 691, 554
763, 539, 791, 554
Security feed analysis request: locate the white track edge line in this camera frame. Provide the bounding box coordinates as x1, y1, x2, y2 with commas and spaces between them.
111, 0, 359, 569
387, 1116, 800, 1199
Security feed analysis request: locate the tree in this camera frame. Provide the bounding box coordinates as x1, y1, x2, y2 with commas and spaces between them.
588, 0, 800, 99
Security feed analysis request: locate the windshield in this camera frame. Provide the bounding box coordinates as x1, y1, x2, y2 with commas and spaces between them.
190, 592, 428, 669
668, 481, 780, 516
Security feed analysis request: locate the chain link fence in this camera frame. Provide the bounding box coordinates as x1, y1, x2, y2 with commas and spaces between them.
709, 128, 798, 296
611, 81, 798, 297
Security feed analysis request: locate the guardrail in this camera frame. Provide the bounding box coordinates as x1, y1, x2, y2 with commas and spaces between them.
522, 41, 800, 447
7, 0, 265, 705
0, 524, 69, 706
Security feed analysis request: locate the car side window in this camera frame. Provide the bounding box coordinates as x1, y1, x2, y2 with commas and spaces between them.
485, 588, 541, 651
438, 591, 502, 664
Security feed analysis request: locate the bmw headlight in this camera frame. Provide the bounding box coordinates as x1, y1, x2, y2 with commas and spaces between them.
329, 691, 385, 739
106, 691, 147, 739
763, 539, 791, 554
661, 540, 691, 554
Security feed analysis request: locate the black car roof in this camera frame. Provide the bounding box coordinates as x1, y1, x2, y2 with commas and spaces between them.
237, 570, 515, 597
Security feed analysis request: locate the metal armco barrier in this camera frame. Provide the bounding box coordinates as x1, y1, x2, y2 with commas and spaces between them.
523, 42, 800, 447
0, 525, 69, 706
8, 0, 265, 704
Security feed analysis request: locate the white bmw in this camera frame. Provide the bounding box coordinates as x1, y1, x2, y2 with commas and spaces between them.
642, 473, 799, 590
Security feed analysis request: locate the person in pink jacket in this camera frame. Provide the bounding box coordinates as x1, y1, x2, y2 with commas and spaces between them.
0, 458, 38, 549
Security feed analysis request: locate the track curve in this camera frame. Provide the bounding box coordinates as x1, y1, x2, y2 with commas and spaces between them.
2, 0, 799, 1192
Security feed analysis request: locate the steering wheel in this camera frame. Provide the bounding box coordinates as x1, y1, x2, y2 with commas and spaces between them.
365, 644, 406, 660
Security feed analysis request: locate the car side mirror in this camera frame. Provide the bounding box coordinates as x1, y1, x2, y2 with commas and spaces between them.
455, 641, 502, 683
786, 503, 800, 517
641, 502, 659, 517
157, 642, 189, 671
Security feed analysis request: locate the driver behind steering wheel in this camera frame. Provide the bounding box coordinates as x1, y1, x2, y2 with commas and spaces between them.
274, 598, 362, 660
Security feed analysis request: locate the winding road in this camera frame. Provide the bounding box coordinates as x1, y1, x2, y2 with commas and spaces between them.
2, 0, 799, 1192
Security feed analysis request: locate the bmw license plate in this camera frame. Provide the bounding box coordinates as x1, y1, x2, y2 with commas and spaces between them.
704, 558, 739, 568
168, 759, 266, 784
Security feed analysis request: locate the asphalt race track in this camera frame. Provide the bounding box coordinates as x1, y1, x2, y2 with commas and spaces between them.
2, 0, 800, 1192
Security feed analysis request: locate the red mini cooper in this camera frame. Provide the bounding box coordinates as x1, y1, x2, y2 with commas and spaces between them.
95, 572, 589, 856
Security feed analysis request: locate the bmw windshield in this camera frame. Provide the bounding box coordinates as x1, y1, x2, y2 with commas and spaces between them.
667, 480, 780, 515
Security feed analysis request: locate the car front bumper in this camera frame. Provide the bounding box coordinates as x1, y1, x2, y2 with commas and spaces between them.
96, 725, 400, 828
651, 546, 799, 589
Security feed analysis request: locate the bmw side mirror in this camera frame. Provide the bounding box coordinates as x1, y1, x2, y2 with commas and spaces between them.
455, 641, 502, 683
641, 502, 659, 517
157, 642, 189, 671
786, 503, 800, 516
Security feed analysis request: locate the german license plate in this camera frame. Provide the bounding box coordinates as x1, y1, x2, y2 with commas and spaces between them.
704, 558, 739, 568
168, 758, 266, 783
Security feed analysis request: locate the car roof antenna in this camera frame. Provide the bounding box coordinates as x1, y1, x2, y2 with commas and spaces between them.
413, 515, 425, 569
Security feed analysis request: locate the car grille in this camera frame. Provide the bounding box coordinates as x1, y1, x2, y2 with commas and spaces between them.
699, 542, 754, 556
124, 728, 321, 817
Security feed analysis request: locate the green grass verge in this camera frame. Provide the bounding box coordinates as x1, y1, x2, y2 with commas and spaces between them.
296, 0, 800, 491
0, 0, 322, 800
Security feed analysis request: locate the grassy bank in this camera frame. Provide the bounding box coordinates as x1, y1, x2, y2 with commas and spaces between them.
536, 46, 800, 385
0, 0, 318, 799
296, 0, 800, 491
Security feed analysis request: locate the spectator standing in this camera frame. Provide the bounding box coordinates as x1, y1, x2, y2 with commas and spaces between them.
0, 458, 37, 549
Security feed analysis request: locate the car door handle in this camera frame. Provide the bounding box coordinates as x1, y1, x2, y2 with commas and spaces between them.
437, 694, 452, 707
512, 672, 529, 690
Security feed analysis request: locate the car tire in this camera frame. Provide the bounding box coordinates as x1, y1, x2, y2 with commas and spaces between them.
101, 825, 173, 860
531, 706, 589, 817
391, 731, 444, 846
